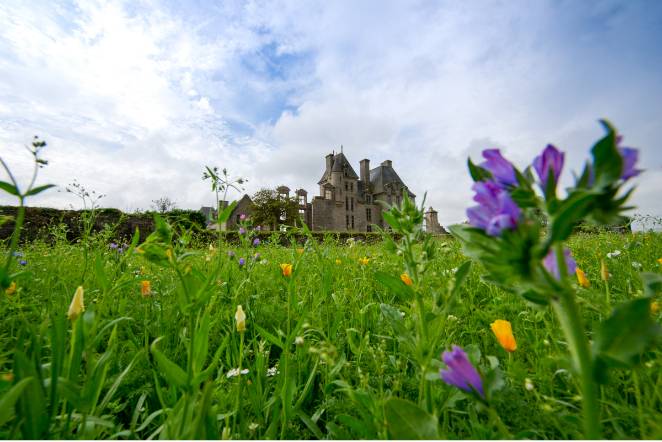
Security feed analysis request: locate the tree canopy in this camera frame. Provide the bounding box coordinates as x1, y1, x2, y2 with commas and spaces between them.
251, 187, 300, 230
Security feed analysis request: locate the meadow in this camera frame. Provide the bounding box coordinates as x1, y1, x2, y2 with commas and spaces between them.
0, 220, 660, 439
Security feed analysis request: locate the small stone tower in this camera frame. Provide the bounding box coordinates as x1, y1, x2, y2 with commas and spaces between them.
424, 207, 447, 234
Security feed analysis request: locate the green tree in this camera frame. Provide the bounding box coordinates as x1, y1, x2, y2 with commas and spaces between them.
251, 187, 300, 230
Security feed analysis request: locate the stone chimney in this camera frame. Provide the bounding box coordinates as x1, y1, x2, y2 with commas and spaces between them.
360, 158, 370, 183
381, 159, 392, 168
325, 153, 334, 173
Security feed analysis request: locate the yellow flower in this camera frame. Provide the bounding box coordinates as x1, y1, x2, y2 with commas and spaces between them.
235, 305, 246, 332
335, 259, 342, 265
576, 268, 590, 288
400, 273, 413, 286
358, 257, 369, 265
1, 372, 13, 382
657, 257, 662, 265
5, 281, 16, 296
600, 260, 609, 281
165, 248, 174, 261
140, 280, 151, 297
490, 319, 517, 352
296, 248, 304, 254
651, 301, 659, 315
280, 263, 293, 277
67, 286, 85, 320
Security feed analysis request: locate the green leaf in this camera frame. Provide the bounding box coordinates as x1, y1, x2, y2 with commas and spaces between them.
450, 260, 472, 299
593, 298, 661, 382
0, 377, 33, 426
0, 180, 19, 196
549, 190, 595, 242
591, 119, 622, 187
641, 272, 662, 298
374, 271, 415, 301
380, 304, 415, 350
25, 184, 55, 197
383, 397, 439, 439
151, 338, 188, 388
468, 158, 492, 182
218, 200, 238, 224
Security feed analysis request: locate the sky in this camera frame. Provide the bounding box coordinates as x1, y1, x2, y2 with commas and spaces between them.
1, 0, 661, 228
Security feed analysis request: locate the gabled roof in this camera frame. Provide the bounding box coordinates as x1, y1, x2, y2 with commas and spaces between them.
369, 164, 415, 197
318, 152, 359, 184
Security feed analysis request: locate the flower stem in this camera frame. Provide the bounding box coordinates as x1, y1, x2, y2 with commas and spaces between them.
551, 243, 601, 439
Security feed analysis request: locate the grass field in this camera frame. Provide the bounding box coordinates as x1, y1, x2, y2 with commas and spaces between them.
0, 221, 660, 439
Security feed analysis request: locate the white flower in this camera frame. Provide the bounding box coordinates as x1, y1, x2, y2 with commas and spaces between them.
248, 423, 259, 432
267, 366, 280, 377
607, 250, 621, 258
294, 336, 304, 346
447, 315, 458, 322
524, 378, 534, 391
631, 261, 642, 269
226, 368, 249, 378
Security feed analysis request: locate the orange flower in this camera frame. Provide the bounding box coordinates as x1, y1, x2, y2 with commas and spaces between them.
5, 281, 16, 296
490, 319, 517, 352
600, 260, 609, 281
140, 280, 151, 297
576, 268, 590, 288
358, 257, 369, 265
1, 372, 13, 382
652, 301, 659, 315
400, 273, 413, 286
280, 263, 293, 277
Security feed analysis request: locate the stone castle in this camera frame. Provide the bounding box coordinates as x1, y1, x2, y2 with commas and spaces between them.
202, 148, 446, 233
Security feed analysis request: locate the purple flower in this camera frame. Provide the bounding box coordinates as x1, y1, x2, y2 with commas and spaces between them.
618, 147, 641, 180
238, 258, 246, 266
256, 226, 262, 231
480, 149, 517, 188
253, 238, 261, 246
240, 213, 246, 221
543, 247, 576, 279
440, 345, 484, 398
19, 260, 27, 266
533, 144, 564, 190
109, 242, 118, 250
239, 227, 246, 235
466, 181, 520, 236
227, 250, 235, 258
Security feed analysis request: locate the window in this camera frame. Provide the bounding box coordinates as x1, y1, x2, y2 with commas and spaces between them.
351, 216, 354, 229
367, 225, 372, 232
350, 182, 353, 192
346, 215, 349, 229
351, 197, 354, 211
345, 182, 348, 191
345, 196, 349, 211
325, 190, 332, 200
366, 195, 372, 204
299, 208, 305, 215
366, 208, 372, 222
298, 195, 305, 204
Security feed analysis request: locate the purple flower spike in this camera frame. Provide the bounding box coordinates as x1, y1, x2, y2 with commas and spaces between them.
238, 258, 246, 266
440, 345, 484, 398
239, 227, 246, 235
253, 238, 261, 246
19, 260, 27, 266
543, 247, 576, 279
480, 149, 517, 188
618, 147, 641, 180
466, 181, 520, 236
533, 144, 564, 190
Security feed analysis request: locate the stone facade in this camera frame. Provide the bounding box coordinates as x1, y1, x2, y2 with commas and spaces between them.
424, 207, 448, 234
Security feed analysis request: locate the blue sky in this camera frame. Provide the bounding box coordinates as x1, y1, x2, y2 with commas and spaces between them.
1, 0, 661, 226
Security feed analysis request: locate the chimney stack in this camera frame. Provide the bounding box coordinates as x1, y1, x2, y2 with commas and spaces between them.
381, 159, 392, 168
325, 153, 334, 172
360, 158, 370, 183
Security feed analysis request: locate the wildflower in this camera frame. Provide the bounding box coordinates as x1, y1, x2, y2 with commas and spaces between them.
335, 259, 342, 265
209, 243, 215, 251
228, 250, 235, 258
657, 257, 662, 265
651, 301, 659, 315
240, 213, 246, 221
631, 261, 642, 270
248, 423, 259, 432
280, 263, 293, 277
296, 248, 304, 254
5, 281, 16, 296
235, 305, 246, 332
239, 227, 246, 235
400, 273, 413, 286
1, 373, 13, 382
253, 238, 261, 246
67, 286, 85, 320
576, 268, 590, 288
256, 225, 262, 231
253, 253, 261, 261
109, 242, 118, 250
19, 260, 27, 266
239, 258, 246, 266
490, 319, 517, 352
479, 149, 517, 187
140, 280, 151, 297
439, 345, 484, 398
447, 314, 458, 322
532, 144, 564, 191
618, 147, 641, 180
226, 368, 249, 378
295, 336, 304, 346
607, 250, 621, 259
543, 248, 577, 279
358, 257, 370, 265
524, 378, 534, 391
600, 260, 609, 281
466, 181, 520, 236
266, 366, 280, 377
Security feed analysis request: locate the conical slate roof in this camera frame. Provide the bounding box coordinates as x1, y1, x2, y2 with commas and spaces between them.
318, 152, 359, 183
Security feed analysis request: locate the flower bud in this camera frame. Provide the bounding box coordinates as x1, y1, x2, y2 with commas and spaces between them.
67, 286, 85, 320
